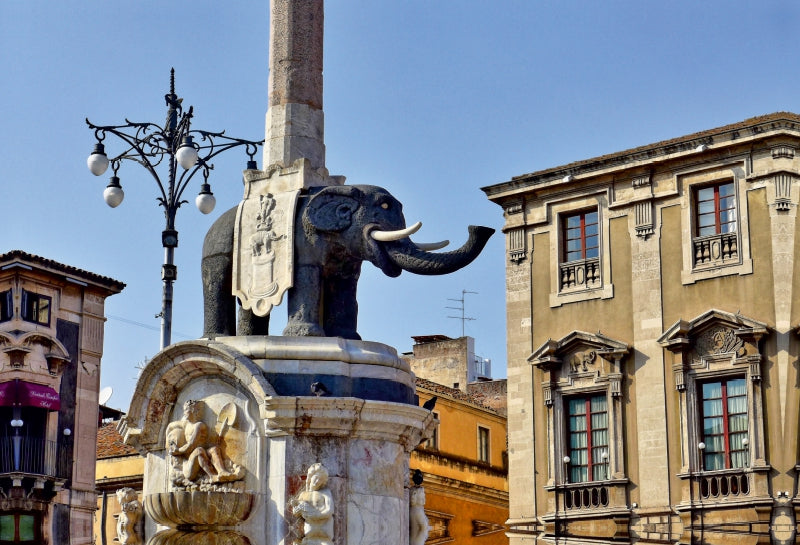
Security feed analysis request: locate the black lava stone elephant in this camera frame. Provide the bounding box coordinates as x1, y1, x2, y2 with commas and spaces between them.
201, 184, 494, 340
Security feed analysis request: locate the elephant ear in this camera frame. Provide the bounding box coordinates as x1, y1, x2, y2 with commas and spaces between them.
304, 186, 362, 232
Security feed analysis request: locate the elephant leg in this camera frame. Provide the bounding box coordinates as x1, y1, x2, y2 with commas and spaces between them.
202, 254, 236, 338
322, 264, 361, 340
201, 206, 238, 338
283, 264, 326, 337
237, 307, 270, 336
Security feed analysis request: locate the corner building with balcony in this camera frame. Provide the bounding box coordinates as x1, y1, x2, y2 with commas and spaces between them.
0, 251, 123, 544
482, 112, 800, 544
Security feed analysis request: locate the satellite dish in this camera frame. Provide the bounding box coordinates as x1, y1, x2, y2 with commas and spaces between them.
98, 386, 113, 406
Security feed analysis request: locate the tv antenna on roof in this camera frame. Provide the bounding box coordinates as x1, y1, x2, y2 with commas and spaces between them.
447, 289, 477, 337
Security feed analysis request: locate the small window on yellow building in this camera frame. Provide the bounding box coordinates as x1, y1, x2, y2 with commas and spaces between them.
478, 426, 490, 463
425, 412, 440, 450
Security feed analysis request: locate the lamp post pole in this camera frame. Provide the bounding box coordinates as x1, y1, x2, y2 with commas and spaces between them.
86, 69, 262, 349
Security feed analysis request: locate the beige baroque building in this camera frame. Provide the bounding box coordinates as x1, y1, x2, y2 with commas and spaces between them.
0, 251, 123, 544
482, 112, 800, 544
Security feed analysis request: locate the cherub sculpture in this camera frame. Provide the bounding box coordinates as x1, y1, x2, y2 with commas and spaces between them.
114, 487, 142, 545
290, 463, 334, 545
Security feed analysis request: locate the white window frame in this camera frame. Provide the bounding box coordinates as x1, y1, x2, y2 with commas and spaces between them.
678, 162, 753, 284
547, 194, 614, 307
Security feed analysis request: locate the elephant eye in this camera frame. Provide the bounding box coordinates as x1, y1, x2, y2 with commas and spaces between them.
381, 202, 389, 210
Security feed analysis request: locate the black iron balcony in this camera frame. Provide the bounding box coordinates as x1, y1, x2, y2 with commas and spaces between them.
0, 436, 70, 479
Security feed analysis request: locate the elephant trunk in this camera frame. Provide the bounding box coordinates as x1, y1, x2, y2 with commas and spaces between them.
382, 225, 494, 275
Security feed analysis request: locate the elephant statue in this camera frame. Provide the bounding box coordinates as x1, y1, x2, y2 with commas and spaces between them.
202, 184, 494, 340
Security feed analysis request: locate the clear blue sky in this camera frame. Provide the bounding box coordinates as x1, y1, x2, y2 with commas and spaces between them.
2, 1, 799, 409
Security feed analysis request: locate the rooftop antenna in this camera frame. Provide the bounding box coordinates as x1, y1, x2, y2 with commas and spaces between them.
447, 289, 478, 337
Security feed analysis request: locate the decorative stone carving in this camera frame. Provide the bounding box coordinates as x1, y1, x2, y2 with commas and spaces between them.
233, 188, 298, 318
771, 145, 795, 159
569, 350, 596, 373
409, 485, 430, 545
508, 227, 527, 263
290, 463, 334, 545
114, 487, 143, 545
166, 400, 244, 491
773, 172, 793, 211
145, 491, 255, 528
690, 326, 745, 365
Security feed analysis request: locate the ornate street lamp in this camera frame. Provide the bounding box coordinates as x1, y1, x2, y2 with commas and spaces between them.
86, 69, 262, 349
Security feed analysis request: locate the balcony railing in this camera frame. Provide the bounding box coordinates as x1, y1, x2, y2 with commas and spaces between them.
559, 257, 600, 291
693, 232, 738, 267
562, 483, 610, 511
0, 437, 70, 479
698, 470, 750, 500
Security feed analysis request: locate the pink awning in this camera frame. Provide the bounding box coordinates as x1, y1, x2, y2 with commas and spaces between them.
0, 381, 14, 407
0, 380, 60, 410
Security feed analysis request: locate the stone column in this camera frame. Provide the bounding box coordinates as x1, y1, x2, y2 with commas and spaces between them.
265, 0, 326, 170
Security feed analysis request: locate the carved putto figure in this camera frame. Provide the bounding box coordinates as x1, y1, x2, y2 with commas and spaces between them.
290, 463, 334, 545
409, 485, 430, 545
114, 487, 143, 545
166, 399, 244, 490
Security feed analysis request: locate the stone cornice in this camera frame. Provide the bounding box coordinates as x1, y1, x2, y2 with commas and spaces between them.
483, 112, 800, 202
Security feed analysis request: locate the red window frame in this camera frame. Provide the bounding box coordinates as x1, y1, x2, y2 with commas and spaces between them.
700, 377, 748, 470
567, 394, 609, 483
695, 181, 736, 237
0, 512, 40, 544
562, 210, 599, 263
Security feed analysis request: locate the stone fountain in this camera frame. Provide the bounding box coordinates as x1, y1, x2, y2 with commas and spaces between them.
118, 2, 492, 544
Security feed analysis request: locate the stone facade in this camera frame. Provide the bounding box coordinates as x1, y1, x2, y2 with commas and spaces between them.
403, 335, 493, 392
0, 251, 123, 544
482, 112, 800, 544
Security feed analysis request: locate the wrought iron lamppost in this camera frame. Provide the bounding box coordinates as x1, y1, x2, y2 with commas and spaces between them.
86, 68, 263, 349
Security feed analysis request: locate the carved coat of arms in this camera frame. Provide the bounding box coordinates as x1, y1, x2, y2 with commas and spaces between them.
232, 179, 299, 317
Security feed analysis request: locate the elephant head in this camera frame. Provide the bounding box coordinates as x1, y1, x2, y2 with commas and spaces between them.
302, 184, 494, 277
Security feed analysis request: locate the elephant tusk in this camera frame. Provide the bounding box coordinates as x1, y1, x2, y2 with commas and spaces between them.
413, 240, 450, 251
370, 221, 422, 242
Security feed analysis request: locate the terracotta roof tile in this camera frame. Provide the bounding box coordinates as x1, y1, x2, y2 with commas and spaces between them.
97, 421, 138, 459
415, 377, 503, 415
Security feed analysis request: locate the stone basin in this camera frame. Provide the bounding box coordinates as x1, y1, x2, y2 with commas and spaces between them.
145, 491, 256, 528
147, 529, 252, 545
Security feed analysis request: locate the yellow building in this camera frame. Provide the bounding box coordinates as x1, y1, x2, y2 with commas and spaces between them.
414, 379, 508, 545
404, 335, 509, 544
0, 251, 123, 544
483, 112, 800, 544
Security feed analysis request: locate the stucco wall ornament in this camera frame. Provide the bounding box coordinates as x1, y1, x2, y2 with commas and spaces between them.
114, 487, 143, 545
166, 400, 244, 491
290, 463, 334, 545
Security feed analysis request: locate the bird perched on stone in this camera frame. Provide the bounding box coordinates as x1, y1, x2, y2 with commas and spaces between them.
412, 469, 424, 487
310, 381, 330, 397
422, 396, 437, 411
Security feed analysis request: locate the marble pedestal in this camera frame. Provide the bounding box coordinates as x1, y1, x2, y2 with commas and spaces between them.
120, 337, 433, 545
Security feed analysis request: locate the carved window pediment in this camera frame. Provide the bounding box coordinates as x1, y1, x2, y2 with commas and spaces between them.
529, 331, 629, 384
659, 309, 767, 375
